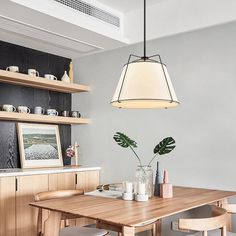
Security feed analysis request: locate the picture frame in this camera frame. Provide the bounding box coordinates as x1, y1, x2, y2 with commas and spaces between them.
17, 123, 63, 169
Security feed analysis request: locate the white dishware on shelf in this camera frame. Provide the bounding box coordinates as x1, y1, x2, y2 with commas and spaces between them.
18, 106, 31, 114
34, 106, 44, 115
61, 71, 70, 83
6, 66, 19, 72
28, 69, 39, 77
2, 104, 16, 112
44, 74, 57, 80
47, 109, 58, 116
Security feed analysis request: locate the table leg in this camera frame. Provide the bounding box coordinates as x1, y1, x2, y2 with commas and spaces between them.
44, 211, 62, 236
152, 220, 161, 236
122, 226, 135, 236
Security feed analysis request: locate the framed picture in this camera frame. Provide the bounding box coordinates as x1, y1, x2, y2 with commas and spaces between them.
17, 123, 63, 169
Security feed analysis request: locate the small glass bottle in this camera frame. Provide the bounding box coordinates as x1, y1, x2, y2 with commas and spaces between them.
135, 165, 153, 198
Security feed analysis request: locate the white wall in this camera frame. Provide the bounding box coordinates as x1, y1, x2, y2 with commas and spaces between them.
72, 21, 236, 235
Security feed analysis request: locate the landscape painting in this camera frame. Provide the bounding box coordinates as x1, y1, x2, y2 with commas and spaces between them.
17, 123, 63, 168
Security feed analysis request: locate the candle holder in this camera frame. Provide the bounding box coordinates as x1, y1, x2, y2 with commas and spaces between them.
122, 181, 134, 201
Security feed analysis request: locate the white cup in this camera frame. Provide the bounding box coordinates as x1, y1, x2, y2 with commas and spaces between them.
44, 74, 57, 80
34, 106, 44, 115
47, 109, 58, 116
2, 104, 16, 112
28, 69, 39, 77
6, 66, 19, 73
18, 106, 31, 114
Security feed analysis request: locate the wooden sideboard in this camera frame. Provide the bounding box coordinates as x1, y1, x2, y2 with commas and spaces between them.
0, 168, 100, 236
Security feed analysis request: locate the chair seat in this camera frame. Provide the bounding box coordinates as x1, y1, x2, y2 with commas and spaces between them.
60, 226, 108, 236
187, 229, 236, 236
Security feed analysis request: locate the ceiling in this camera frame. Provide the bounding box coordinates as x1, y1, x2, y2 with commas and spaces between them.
1, 0, 235, 59
96, 0, 164, 13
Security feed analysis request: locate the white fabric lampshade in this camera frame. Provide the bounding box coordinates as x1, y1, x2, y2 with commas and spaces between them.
111, 61, 179, 108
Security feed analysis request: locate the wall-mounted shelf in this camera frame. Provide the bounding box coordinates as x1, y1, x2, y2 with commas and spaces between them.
0, 111, 90, 125
0, 70, 90, 93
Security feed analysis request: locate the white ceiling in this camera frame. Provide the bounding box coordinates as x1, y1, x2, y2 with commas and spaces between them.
96, 0, 163, 12
1, 0, 236, 59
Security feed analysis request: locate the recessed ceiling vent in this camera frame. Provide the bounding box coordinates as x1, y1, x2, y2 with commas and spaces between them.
53, 0, 120, 28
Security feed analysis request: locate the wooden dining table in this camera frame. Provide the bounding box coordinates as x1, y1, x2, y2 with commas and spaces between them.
30, 186, 236, 236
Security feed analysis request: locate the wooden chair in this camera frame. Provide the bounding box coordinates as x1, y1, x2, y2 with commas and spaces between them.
35, 189, 109, 236
96, 183, 160, 236
177, 206, 229, 236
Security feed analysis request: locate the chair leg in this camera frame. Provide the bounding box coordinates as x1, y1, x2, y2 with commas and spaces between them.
152, 220, 161, 236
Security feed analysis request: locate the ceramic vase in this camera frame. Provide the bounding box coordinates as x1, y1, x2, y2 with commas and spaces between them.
154, 161, 161, 196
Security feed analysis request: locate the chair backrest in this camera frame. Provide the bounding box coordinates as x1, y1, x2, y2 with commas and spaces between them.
34, 189, 84, 202
35, 189, 84, 236
179, 206, 228, 236
221, 203, 236, 214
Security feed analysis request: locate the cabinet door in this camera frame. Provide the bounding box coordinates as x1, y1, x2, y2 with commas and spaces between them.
76, 170, 100, 226
49, 172, 77, 226
16, 174, 48, 236
76, 170, 100, 192
49, 172, 76, 191
0, 177, 15, 236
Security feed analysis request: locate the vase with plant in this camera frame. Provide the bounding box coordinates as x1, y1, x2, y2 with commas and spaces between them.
113, 132, 176, 197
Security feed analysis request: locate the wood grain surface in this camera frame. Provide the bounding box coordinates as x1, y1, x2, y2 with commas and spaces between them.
30, 186, 236, 228
0, 40, 72, 167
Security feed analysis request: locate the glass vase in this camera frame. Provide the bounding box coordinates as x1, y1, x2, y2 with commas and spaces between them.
135, 165, 153, 198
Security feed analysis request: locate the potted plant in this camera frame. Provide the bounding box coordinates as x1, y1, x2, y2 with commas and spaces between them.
113, 132, 176, 197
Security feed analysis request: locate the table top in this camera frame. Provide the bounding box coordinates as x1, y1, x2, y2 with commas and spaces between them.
30, 186, 236, 227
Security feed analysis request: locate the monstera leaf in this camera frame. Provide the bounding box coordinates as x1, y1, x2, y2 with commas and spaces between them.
113, 132, 137, 149
153, 137, 175, 155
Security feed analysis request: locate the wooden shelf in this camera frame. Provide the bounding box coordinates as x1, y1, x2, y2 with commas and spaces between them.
0, 70, 90, 93
0, 111, 90, 125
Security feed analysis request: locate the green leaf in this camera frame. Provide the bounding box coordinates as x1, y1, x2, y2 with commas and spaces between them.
153, 137, 176, 155
113, 132, 137, 149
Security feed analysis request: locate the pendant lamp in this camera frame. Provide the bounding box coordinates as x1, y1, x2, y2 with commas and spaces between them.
111, 0, 180, 109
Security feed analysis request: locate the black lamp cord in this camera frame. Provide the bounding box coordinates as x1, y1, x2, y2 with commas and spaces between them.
143, 0, 147, 60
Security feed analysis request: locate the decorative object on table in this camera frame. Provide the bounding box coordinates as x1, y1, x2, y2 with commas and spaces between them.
34, 106, 44, 115
111, 0, 179, 109
28, 68, 39, 77
61, 71, 70, 83
6, 65, 19, 72
122, 181, 134, 201
135, 165, 153, 198
135, 181, 149, 201
17, 123, 63, 169
160, 170, 173, 198
69, 61, 74, 83
17, 106, 31, 114
97, 183, 123, 192
2, 104, 16, 112
61, 110, 70, 117
66, 141, 80, 166
154, 162, 161, 196
47, 109, 59, 116
44, 74, 57, 80
113, 132, 176, 198
71, 111, 81, 118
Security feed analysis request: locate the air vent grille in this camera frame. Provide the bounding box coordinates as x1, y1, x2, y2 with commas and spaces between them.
54, 0, 120, 27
